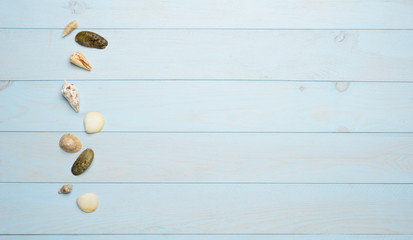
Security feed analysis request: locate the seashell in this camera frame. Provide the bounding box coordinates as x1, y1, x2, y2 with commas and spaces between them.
58, 184, 73, 194
59, 133, 82, 153
75, 31, 108, 49
61, 80, 79, 112
70, 52, 92, 71
77, 193, 98, 213
71, 148, 94, 176
84, 112, 105, 134
62, 20, 78, 37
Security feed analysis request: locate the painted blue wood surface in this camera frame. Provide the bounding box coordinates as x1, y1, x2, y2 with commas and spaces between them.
1, 30, 413, 81
1, 0, 413, 238
1, 132, 413, 183
2, 236, 413, 240
1, 81, 413, 132
1, 0, 413, 29
0, 184, 412, 234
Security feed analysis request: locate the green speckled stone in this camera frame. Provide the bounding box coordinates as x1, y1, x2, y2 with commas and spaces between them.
75, 31, 108, 49
71, 148, 94, 176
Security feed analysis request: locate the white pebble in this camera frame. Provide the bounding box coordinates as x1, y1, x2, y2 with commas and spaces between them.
84, 112, 105, 133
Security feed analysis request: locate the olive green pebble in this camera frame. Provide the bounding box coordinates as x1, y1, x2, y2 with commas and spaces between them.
75, 31, 108, 49
71, 148, 94, 176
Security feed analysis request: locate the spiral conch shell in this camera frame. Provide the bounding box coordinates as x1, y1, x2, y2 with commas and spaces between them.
58, 184, 73, 194
61, 80, 79, 112
70, 52, 92, 71
62, 20, 78, 37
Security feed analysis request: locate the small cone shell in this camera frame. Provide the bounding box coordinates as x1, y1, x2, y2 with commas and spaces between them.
62, 20, 78, 37
58, 184, 72, 194
70, 52, 92, 71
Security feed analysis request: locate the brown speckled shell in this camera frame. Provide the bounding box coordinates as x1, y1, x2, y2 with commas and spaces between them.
59, 134, 82, 153
71, 148, 94, 176
75, 31, 108, 49
58, 184, 73, 194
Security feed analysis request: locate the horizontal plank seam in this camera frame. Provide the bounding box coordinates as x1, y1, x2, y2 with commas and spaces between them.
1, 233, 412, 236
2, 182, 413, 185
4, 79, 413, 83
2, 131, 413, 134
1, 28, 413, 31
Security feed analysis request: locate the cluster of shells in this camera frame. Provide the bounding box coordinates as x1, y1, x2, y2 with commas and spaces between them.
58, 20, 109, 213
63, 20, 108, 71
58, 133, 99, 212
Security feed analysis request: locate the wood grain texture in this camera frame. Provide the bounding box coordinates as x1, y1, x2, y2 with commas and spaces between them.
0, 183, 412, 234
2, 0, 413, 238
1, 81, 413, 132
1, 132, 413, 183
2, 236, 413, 240
1, 30, 413, 81
1, 0, 413, 29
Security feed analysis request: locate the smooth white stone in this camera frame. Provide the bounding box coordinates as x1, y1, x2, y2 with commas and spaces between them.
84, 112, 105, 133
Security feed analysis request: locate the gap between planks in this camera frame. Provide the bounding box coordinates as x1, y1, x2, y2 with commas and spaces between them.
5, 79, 413, 83
3, 28, 413, 30
2, 182, 413, 185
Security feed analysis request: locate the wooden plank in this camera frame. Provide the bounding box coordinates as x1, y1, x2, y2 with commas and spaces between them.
1, 0, 413, 29
1, 81, 413, 132
1, 30, 413, 81
1, 132, 413, 183
0, 183, 412, 234
1, 235, 412, 240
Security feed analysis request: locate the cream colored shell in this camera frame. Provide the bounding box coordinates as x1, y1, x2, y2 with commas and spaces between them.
70, 52, 92, 71
77, 192, 98, 213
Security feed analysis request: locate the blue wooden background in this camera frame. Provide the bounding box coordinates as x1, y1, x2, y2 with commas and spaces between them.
1, 0, 413, 239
